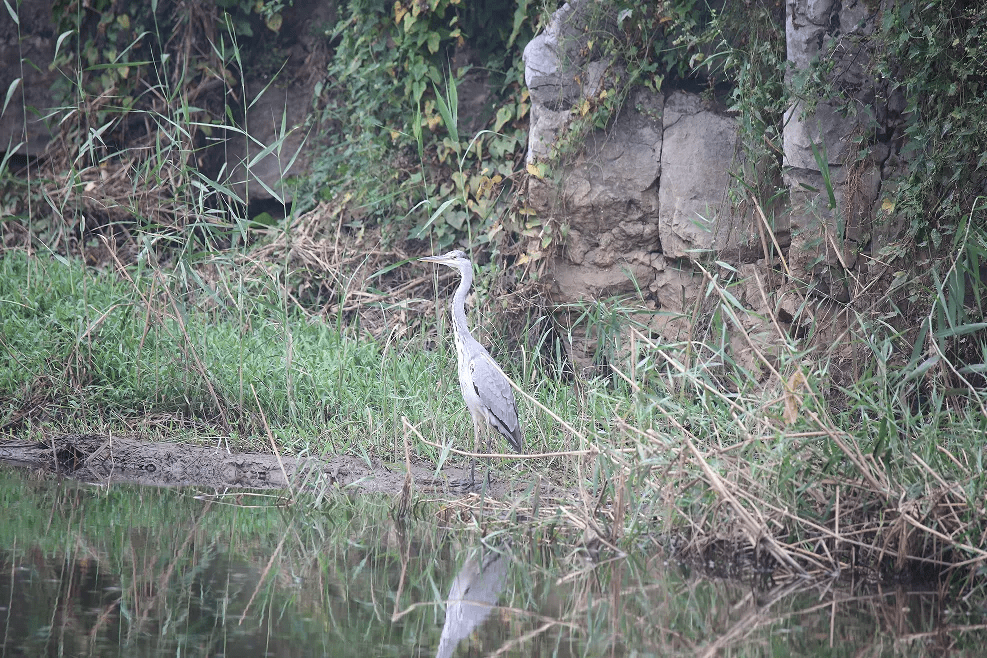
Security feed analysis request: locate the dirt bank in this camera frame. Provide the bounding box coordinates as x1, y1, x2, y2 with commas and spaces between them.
0, 434, 546, 499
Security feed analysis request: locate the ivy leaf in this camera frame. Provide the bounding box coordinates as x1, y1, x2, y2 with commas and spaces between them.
394, 1, 407, 25
493, 106, 513, 133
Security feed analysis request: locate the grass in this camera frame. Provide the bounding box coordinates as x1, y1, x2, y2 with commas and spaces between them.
4, 234, 987, 595
0, 249, 594, 468
2, 0, 987, 603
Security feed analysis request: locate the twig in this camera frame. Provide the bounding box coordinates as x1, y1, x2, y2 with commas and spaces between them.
239, 527, 289, 625
900, 513, 987, 561
416, 434, 601, 460
804, 409, 889, 495
751, 194, 791, 276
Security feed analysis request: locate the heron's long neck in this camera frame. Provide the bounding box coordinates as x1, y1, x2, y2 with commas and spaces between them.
451, 262, 474, 344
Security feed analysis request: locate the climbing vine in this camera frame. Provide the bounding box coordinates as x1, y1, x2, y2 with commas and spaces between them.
873, 0, 987, 255
303, 0, 539, 253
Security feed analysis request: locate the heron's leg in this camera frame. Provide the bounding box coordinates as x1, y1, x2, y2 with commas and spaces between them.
469, 415, 480, 488
449, 416, 480, 492
483, 424, 492, 488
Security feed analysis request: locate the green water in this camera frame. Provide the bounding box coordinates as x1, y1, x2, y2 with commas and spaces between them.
0, 466, 983, 657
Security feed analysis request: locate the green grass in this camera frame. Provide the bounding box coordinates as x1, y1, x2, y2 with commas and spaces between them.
5, 244, 987, 591
0, 250, 598, 474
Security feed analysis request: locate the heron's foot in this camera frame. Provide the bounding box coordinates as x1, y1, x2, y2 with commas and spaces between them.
448, 476, 476, 492
447, 457, 494, 493
447, 473, 494, 493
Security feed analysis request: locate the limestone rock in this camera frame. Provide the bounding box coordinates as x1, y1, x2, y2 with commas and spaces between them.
550, 253, 656, 301
650, 256, 698, 314
783, 0, 879, 171
783, 102, 853, 170
528, 66, 663, 300
658, 92, 741, 259
782, 0, 888, 298
523, 1, 611, 162
563, 89, 663, 213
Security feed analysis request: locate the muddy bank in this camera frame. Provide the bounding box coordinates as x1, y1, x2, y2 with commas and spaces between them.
0, 434, 544, 499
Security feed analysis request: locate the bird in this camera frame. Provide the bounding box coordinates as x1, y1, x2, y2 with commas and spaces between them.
420, 250, 522, 489
435, 548, 509, 658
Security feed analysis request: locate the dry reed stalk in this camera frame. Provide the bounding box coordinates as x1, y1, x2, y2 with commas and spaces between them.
396, 417, 415, 519
681, 433, 808, 576
251, 383, 294, 503
158, 272, 232, 432
804, 408, 889, 494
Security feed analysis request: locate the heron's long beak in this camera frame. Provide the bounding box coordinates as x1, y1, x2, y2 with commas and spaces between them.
419, 255, 449, 264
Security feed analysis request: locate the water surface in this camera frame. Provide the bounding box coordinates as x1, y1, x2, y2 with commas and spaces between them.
0, 466, 982, 656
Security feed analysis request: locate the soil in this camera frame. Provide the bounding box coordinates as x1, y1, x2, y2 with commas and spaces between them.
0, 434, 548, 499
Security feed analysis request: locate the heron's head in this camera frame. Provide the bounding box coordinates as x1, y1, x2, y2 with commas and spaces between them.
419, 250, 470, 269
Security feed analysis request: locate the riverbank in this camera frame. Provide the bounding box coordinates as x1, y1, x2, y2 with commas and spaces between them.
2, 248, 985, 594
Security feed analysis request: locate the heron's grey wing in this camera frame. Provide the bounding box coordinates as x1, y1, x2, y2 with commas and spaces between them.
469, 354, 522, 452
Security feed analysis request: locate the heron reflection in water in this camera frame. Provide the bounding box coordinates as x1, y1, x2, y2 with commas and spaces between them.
435, 549, 510, 658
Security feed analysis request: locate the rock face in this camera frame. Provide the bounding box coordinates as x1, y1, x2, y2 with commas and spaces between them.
221, 0, 336, 205
530, 87, 663, 301
782, 0, 896, 299
523, 1, 749, 349
523, 7, 666, 311
524, 2, 611, 163
524, 0, 898, 370
659, 92, 741, 260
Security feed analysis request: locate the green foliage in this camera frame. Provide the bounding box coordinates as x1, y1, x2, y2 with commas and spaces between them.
216, 0, 293, 34
901, 205, 987, 392
301, 0, 537, 250
781, 0, 986, 256
49, 0, 289, 103
874, 0, 987, 252
4, 0, 310, 267
691, 0, 787, 204
541, 0, 705, 154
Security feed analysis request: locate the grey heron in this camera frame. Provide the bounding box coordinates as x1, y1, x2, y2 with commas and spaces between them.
420, 250, 522, 488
